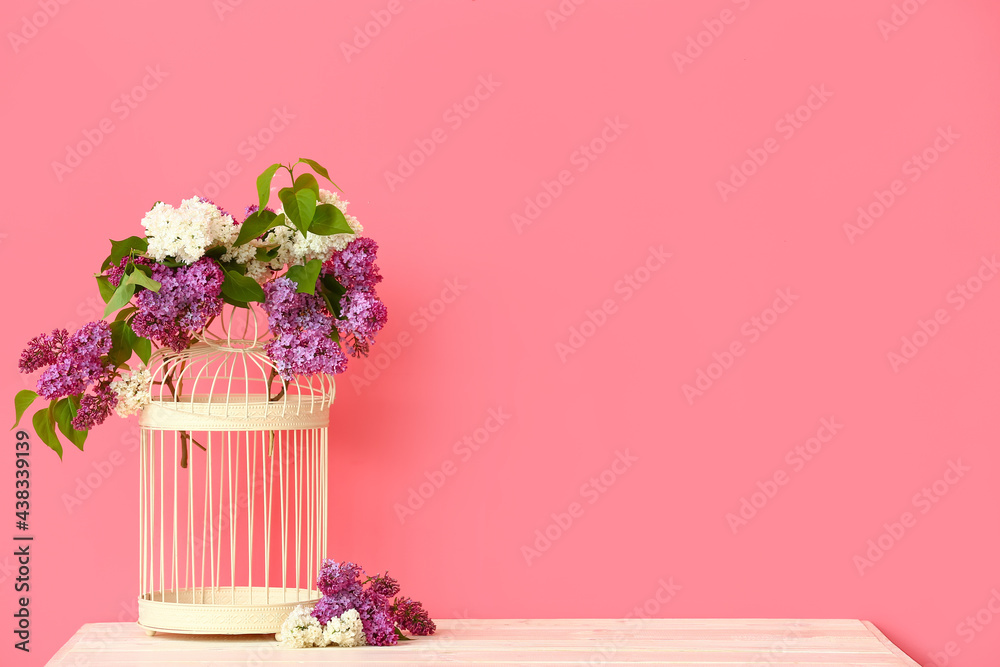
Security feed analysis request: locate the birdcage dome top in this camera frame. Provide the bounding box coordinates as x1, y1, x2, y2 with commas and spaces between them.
139, 304, 335, 431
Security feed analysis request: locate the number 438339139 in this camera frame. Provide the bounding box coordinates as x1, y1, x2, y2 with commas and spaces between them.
15, 431, 29, 530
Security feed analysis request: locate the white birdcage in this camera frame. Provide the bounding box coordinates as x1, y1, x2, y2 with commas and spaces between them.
136, 305, 334, 635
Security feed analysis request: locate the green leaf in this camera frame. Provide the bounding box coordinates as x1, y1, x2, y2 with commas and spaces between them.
53, 398, 86, 451
123, 320, 141, 347
104, 280, 137, 317
278, 187, 317, 235
233, 209, 279, 247
393, 627, 413, 641
101, 236, 148, 271
125, 269, 161, 293
114, 306, 137, 322
255, 246, 280, 262
321, 273, 347, 299
132, 338, 151, 364
297, 158, 343, 191
320, 274, 347, 318
297, 190, 316, 226
222, 270, 265, 303
308, 204, 353, 236
109, 321, 134, 367
320, 288, 343, 317
285, 259, 323, 295
32, 408, 62, 459
319, 289, 341, 322
278, 187, 299, 225
131, 262, 153, 277
110, 319, 150, 366
11, 390, 37, 430
132, 336, 152, 365
293, 172, 320, 198
96, 275, 116, 303
204, 246, 227, 259
219, 259, 248, 275
257, 163, 284, 211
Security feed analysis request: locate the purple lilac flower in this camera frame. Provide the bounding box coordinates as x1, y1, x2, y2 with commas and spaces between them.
262, 277, 348, 379
316, 559, 364, 597
356, 589, 397, 646
311, 586, 361, 625
309, 559, 435, 645
72, 382, 117, 430
263, 277, 332, 335
312, 585, 396, 645
106, 256, 153, 288
325, 237, 382, 291
338, 289, 388, 345
391, 597, 436, 636
18, 329, 68, 373
131, 258, 224, 352
265, 330, 347, 380
369, 572, 400, 598
35, 321, 113, 400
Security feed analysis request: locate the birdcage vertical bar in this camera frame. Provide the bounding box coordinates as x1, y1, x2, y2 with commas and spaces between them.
158, 429, 164, 602
278, 430, 287, 601
322, 427, 328, 562
187, 429, 195, 603
306, 427, 313, 596
293, 430, 298, 601
200, 438, 209, 604
214, 432, 225, 598
265, 431, 273, 605
139, 428, 146, 602
171, 431, 178, 597
248, 429, 257, 606
230, 430, 239, 601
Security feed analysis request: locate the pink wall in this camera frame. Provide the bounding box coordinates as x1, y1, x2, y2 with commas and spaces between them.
3, 1, 999, 665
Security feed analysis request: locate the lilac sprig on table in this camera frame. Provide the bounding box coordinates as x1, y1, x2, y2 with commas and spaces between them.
316, 560, 365, 597
369, 572, 401, 598
390, 597, 437, 637
13, 158, 388, 460
276, 559, 435, 648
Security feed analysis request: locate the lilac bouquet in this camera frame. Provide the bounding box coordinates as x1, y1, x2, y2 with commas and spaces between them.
275, 559, 435, 648
13, 159, 387, 458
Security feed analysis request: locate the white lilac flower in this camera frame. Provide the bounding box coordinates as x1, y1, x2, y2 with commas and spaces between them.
142, 197, 238, 265
109, 367, 152, 417
286, 218, 359, 262
243, 258, 275, 284
276, 605, 324, 648
242, 190, 362, 284
241, 225, 294, 284
317, 188, 346, 210
324, 608, 366, 647
220, 237, 259, 266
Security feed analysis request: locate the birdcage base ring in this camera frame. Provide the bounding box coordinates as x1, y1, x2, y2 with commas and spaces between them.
137, 587, 319, 635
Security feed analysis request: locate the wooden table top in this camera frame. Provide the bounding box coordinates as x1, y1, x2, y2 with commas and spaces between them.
46, 618, 921, 665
